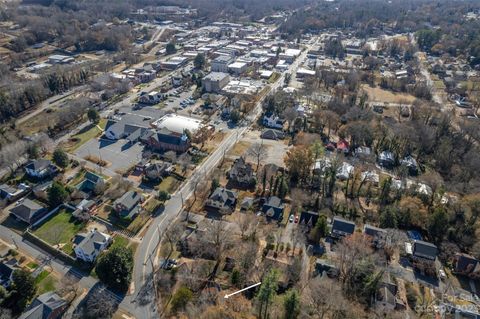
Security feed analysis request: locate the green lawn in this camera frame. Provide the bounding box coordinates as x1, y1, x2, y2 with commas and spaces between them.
35, 270, 58, 295
33, 209, 85, 255
64, 118, 107, 152
111, 235, 138, 254
27, 262, 39, 269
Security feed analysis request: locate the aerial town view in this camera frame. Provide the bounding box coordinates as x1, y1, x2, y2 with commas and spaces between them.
0, 0, 480, 318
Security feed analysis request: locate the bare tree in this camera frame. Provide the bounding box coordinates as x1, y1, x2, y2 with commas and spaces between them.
290, 226, 305, 257
177, 153, 192, 176
164, 223, 184, 259
73, 287, 117, 319
247, 142, 268, 172
305, 276, 353, 319
163, 151, 177, 163
203, 220, 233, 282
235, 212, 257, 239
58, 275, 81, 307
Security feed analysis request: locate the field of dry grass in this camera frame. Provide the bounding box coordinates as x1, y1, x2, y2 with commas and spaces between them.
362, 85, 417, 104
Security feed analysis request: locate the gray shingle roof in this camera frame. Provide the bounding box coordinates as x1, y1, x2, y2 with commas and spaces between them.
413, 240, 437, 260
25, 159, 52, 172
75, 230, 110, 256
331, 217, 355, 237
19, 291, 67, 319
10, 199, 46, 224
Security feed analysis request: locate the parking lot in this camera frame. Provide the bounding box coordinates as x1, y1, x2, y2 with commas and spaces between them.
75, 138, 144, 173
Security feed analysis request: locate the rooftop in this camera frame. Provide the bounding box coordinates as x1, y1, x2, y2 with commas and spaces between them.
152, 114, 202, 135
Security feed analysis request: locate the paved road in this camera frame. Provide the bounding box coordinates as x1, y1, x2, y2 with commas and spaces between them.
0, 223, 103, 301
122, 46, 311, 319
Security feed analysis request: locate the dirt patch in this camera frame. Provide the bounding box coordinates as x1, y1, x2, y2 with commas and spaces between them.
362, 85, 417, 104
228, 141, 252, 157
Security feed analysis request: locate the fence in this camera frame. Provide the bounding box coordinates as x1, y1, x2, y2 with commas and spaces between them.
23, 230, 77, 265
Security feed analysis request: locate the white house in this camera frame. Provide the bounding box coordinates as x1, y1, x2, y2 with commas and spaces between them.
336, 162, 354, 180
262, 113, 285, 129
138, 91, 164, 104
24, 159, 56, 179
73, 230, 111, 263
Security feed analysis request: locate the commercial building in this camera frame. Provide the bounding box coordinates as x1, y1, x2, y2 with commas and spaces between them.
228, 61, 248, 75
211, 55, 235, 73
202, 72, 230, 93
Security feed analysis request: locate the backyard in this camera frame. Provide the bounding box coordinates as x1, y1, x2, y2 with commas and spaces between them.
33, 209, 85, 255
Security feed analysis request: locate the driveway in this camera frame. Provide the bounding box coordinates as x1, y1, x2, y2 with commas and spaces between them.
75, 138, 144, 172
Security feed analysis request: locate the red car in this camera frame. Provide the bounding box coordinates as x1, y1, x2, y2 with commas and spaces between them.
294, 215, 299, 223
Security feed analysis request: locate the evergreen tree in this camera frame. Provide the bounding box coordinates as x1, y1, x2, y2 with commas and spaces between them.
47, 181, 68, 208
283, 289, 300, 319
52, 148, 69, 168
95, 247, 133, 292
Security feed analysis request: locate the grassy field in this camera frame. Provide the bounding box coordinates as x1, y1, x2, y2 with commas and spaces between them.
33, 209, 85, 255
362, 85, 417, 104
35, 270, 58, 295
157, 176, 181, 193
63, 118, 107, 152
227, 141, 251, 157
111, 235, 138, 254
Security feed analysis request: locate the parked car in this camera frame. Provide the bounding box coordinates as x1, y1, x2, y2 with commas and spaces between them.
289, 214, 294, 223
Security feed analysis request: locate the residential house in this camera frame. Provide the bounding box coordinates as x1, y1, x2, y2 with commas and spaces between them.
138, 91, 164, 105
453, 253, 480, 279
336, 139, 350, 154
73, 229, 112, 263
262, 113, 285, 129
375, 278, 406, 313
19, 291, 67, 319
336, 162, 354, 180
0, 259, 18, 288
313, 157, 332, 176
25, 159, 57, 179
0, 183, 29, 202
72, 199, 97, 221
113, 190, 143, 219
261, 129, 284, 140
355, 146, 373, 159
412, 240, 437, 261
363, 224, 386, 248
261, 196, 285, 222
240, 197, 254, 211
378, 151, 395, 169
143, 162, 172, 182
314, 259, 339, 278
299, 211, 319, 229
9, 199, 47, 225
76, 171, 105, 194
202, 72, 230, 93
227, 157, 256, 188
205, 187, 238, 214
33, 181, 52, 199
400, 155, 419, 175
331, 217, 355, 239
